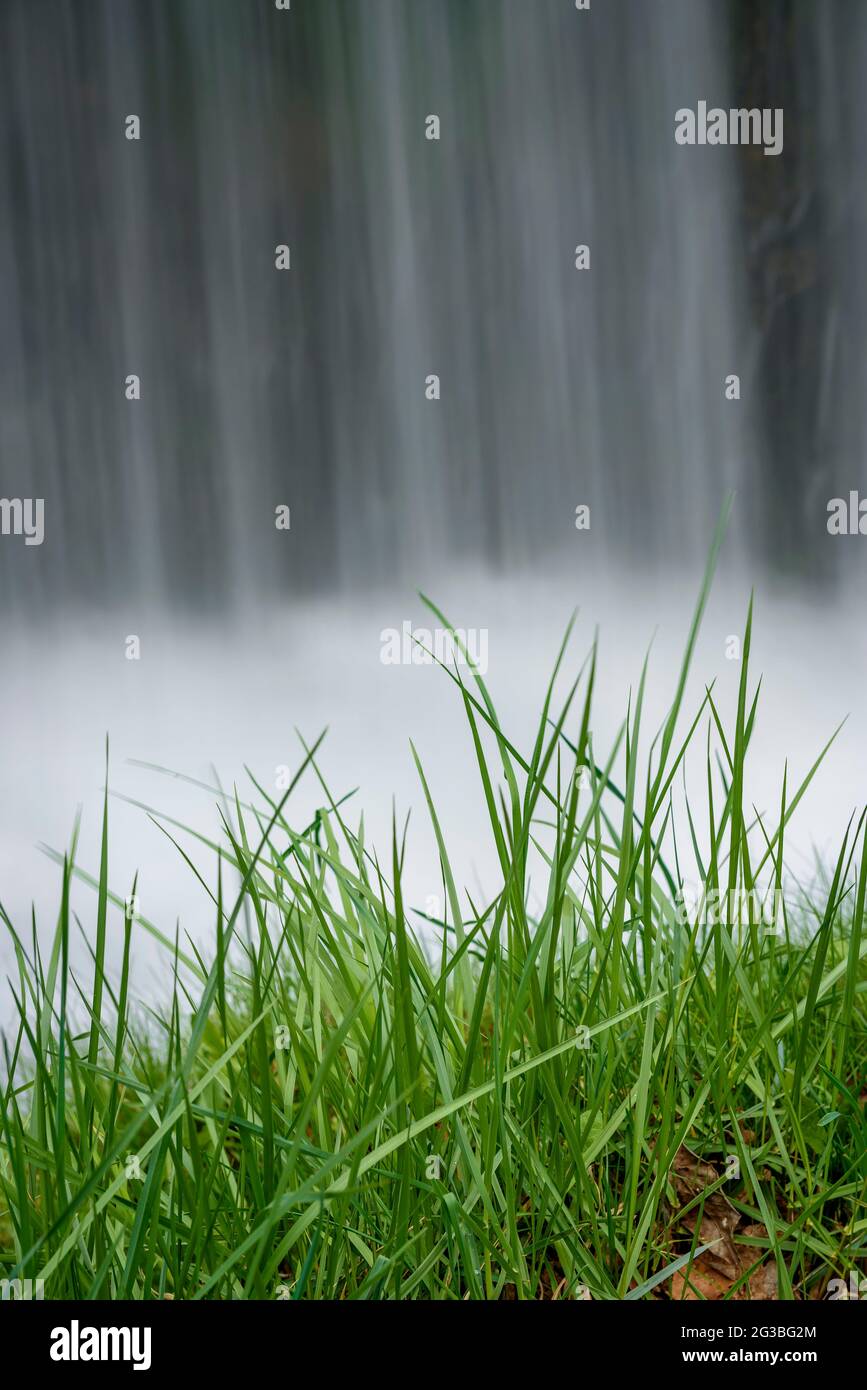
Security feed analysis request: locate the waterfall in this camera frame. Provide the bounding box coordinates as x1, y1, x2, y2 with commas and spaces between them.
0, 0, 758, 609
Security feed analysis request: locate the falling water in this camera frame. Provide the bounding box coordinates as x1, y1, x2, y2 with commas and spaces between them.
1, 0, 866, 1001
0, 0, 752, 610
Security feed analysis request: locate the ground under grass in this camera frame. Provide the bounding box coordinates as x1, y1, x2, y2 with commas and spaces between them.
1, 530, 866, 1299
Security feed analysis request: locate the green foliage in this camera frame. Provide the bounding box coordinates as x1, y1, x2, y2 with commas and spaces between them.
2, 526, 865, 1299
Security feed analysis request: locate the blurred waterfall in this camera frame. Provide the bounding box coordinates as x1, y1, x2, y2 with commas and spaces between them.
0, 0, 757, 609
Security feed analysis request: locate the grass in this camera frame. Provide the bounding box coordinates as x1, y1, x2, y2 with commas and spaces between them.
1, 520, 866, 1300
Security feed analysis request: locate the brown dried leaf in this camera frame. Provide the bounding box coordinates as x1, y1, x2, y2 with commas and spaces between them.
672, 1264, 744, 1301
739, 1223, 779, 1300
671, 1144, 741, 1280
668, 1148, 780, 1300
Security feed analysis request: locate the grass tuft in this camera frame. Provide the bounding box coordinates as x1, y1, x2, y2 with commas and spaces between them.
1, 547, 866, 1300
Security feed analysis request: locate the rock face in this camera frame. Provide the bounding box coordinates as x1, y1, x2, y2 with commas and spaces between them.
729, 0, 867, 581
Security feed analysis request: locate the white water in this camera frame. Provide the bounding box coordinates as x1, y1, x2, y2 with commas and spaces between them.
0, 569, 861, 1014
0, 0, 747, 606
2, 0, 866, 1018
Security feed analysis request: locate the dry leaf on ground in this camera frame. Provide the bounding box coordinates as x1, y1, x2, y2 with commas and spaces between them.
668, 1145, 779, 1300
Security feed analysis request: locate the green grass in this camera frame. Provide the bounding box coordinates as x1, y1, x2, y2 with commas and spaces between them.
1, 522, 866, 1300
